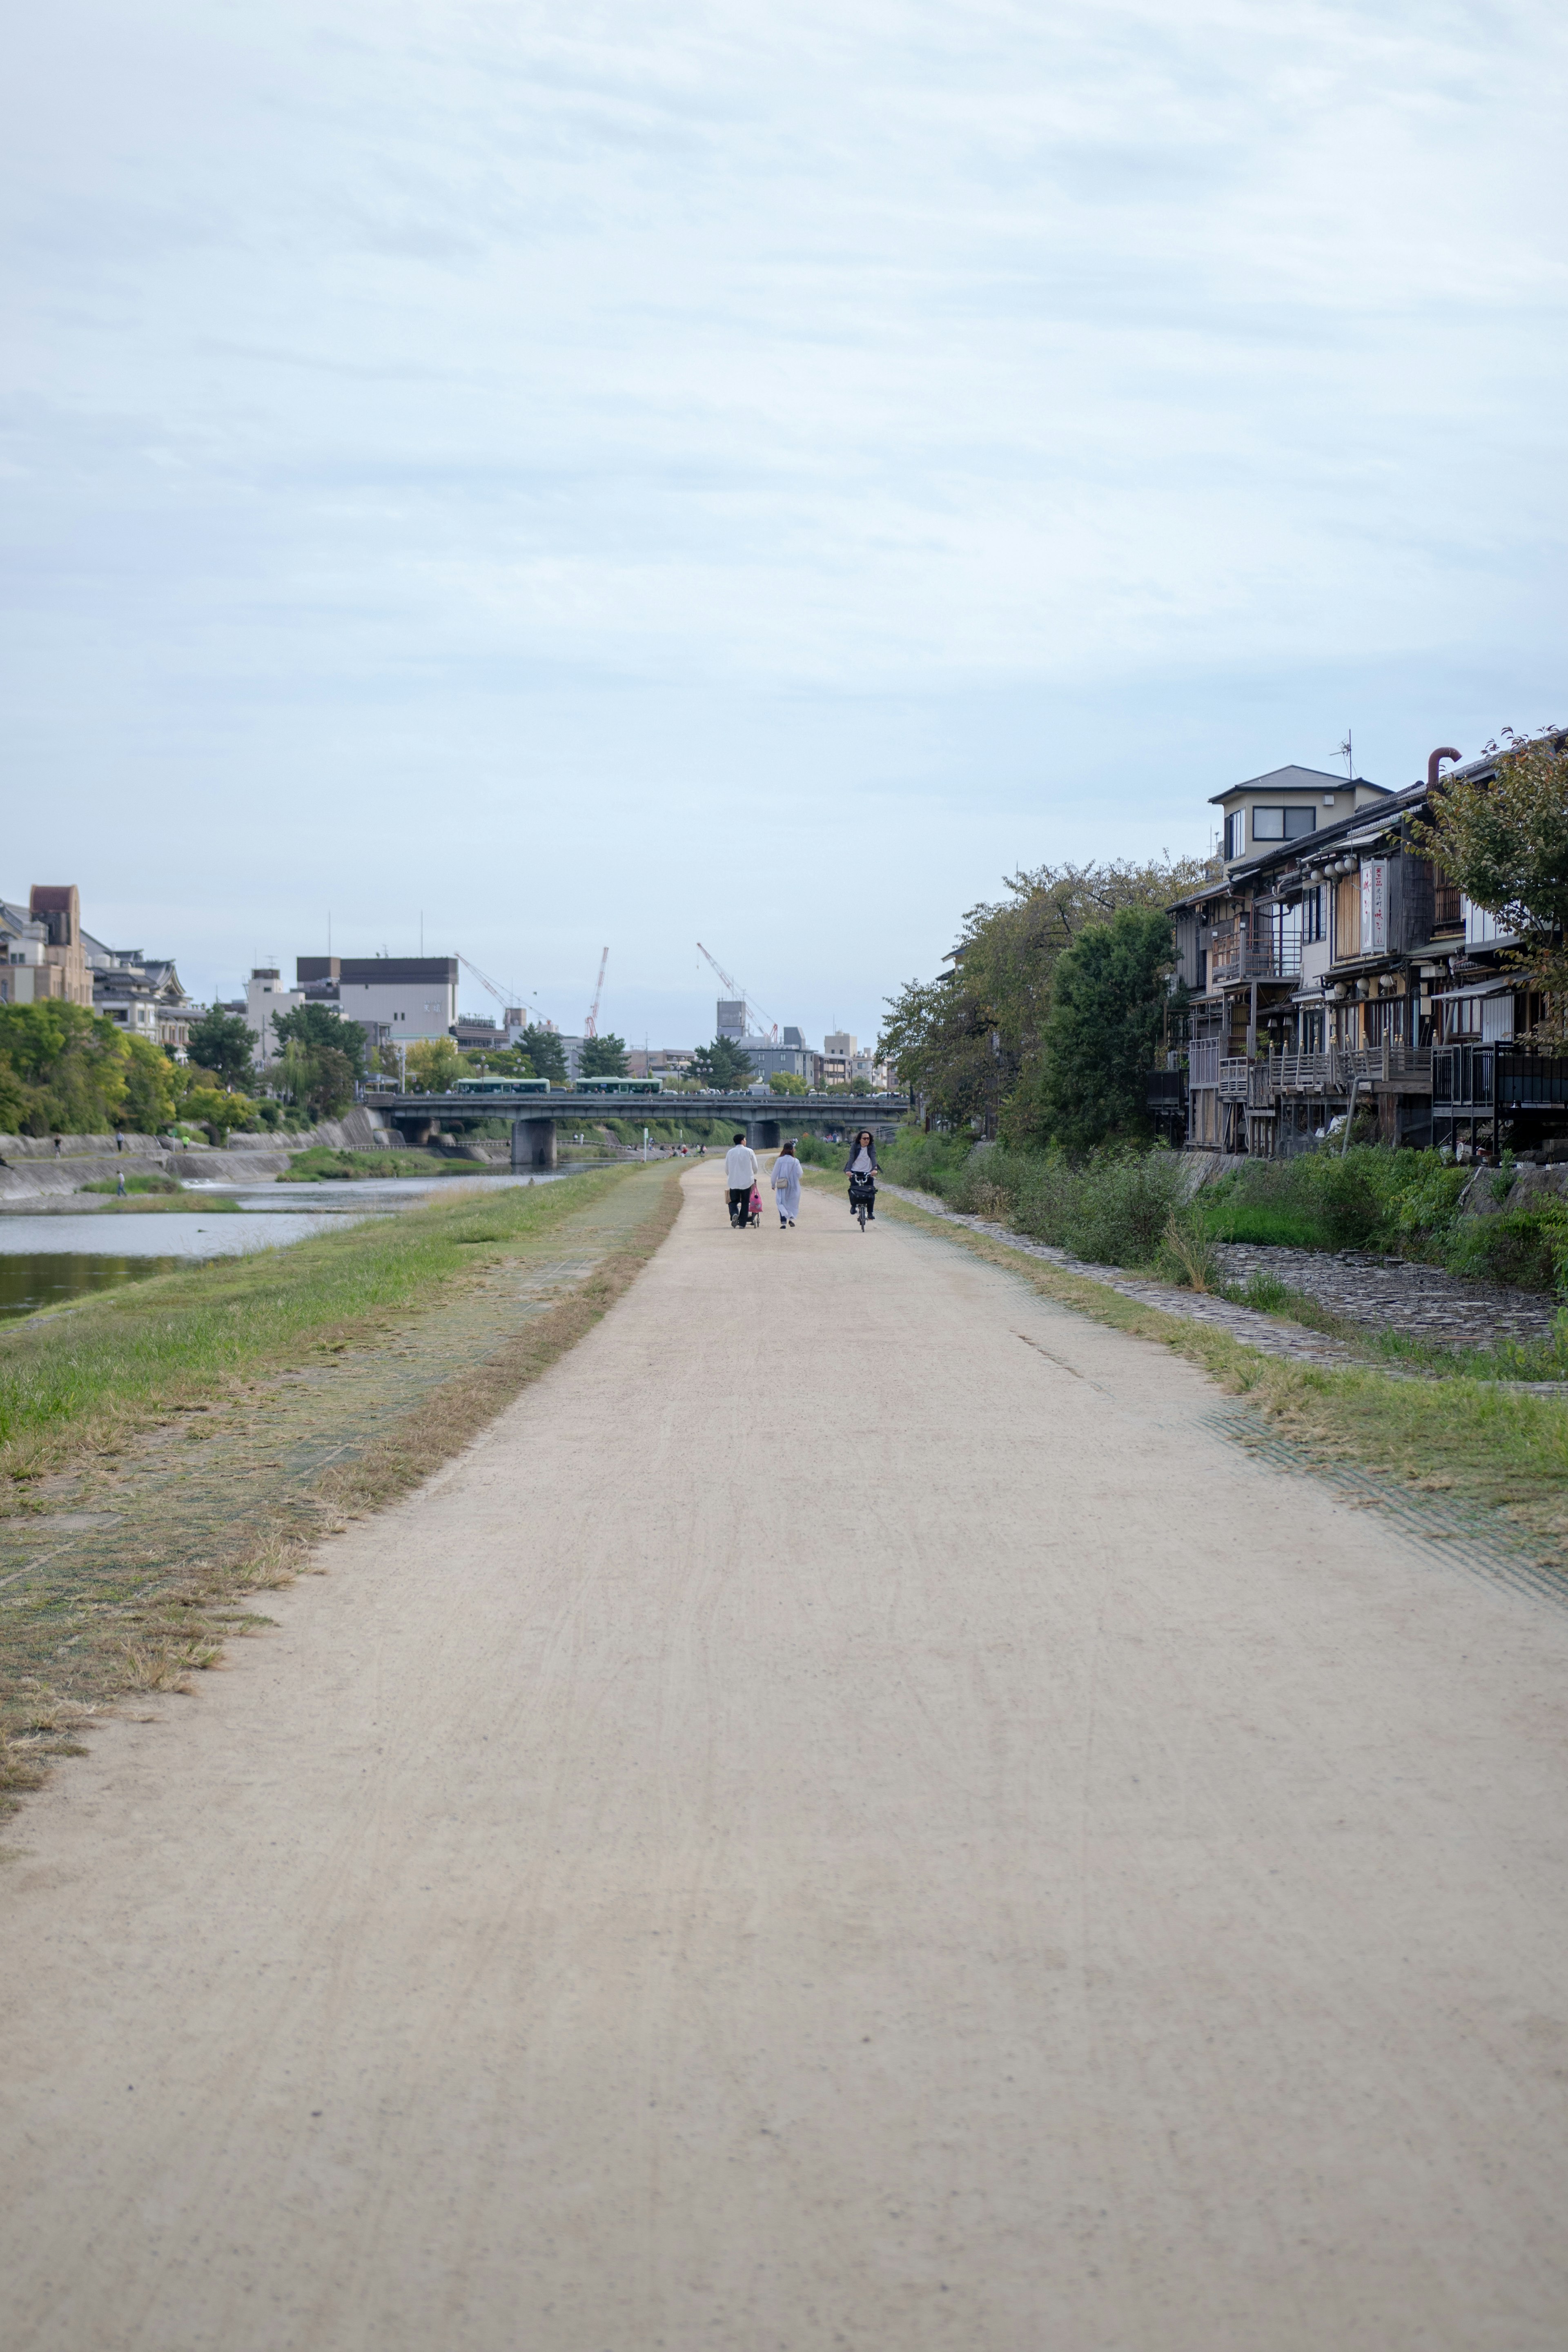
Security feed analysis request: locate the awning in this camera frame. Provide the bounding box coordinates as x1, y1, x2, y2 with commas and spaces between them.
1429, 979, 1515, 1004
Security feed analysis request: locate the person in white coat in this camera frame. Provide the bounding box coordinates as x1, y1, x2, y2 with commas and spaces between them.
770, 1140, 802, 1229
724, 1132, 758, 1228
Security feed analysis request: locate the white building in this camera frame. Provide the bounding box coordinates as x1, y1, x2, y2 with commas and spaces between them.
308, 957, 459, 1045
247, 968, 305, 1063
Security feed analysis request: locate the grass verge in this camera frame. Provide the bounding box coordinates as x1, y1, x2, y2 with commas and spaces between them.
0, 1166, 682, 1804
809, 1172, 1568, 1573
281, 1145, 488, 1181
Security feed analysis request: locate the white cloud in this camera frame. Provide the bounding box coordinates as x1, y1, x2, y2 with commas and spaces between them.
1, 0, 1564, 1036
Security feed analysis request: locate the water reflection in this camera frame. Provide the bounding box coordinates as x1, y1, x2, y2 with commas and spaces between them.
0, 1254, 180, 1320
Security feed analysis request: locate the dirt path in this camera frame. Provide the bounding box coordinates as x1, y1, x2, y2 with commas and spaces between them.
6, 1161, 1568, 2350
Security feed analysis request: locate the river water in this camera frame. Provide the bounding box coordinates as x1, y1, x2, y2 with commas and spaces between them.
0, 1167, 595, 1320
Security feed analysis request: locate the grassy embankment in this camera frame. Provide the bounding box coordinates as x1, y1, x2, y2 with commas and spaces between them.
0, 1163, 680, 1797
802, 1157, 1568, 1572
279, 1144, 492, 1181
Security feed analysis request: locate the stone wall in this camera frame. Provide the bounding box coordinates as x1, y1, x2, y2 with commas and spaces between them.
0, 1109, 396, 1201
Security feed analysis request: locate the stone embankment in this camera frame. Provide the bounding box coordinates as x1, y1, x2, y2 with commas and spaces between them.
0, 1108, 396, 1204
887, 1185, 1563, 1372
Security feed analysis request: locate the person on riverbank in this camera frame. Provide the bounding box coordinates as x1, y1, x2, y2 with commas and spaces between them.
771, 1141, 802, 1229
844, 1131, 878, 1221
724, 1132, 757, 1229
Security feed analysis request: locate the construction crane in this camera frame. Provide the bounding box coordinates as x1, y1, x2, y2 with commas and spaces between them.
584, 946, 609, 1040
456, 953, 530, 1036
696, 941, 778, 1043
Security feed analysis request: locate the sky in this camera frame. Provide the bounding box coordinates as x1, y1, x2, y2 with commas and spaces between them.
2, 0, 1565, 1049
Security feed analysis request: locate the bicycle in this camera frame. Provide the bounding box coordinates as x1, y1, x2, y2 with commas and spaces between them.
848, 1175, 875, 1232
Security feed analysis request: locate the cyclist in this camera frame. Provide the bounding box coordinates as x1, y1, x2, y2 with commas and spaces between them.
844, 1130, 878, 1222
724, 1131, 758, 1228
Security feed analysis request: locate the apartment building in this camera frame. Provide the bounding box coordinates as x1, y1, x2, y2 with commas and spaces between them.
1163, 748, 1566, 1158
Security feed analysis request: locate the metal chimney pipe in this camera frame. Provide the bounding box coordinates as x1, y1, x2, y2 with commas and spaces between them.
1427, 746, 1461, 789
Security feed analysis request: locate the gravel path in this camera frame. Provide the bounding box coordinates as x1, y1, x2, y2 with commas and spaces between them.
7, 1163, 1568, 2349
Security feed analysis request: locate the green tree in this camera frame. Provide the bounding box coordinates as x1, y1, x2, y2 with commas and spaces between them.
272, 1001, 368, 1078
0, 1002, 132, 1134
514, 1024, 568, 1083
461, 1044, 536, 1078
1029, 906, 1176, 1151
690, 1034, 755, 1087
769, 1070, 808, 1096
405, 1036, 464, 1093
1413, 729, 1568, 1039
121, 1036, 178, 1132
272, 1038, 356, 1116
580, 1032, 629, 1077
880, 853, 1211, 1135
174, 1067, 254, 1138
187, 1007, 258, 1088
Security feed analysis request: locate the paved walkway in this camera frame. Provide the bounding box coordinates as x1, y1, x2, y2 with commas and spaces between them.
6, 1163, 1568, 2350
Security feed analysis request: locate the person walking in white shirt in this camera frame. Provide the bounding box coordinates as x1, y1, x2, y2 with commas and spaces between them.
724, 1133, 758, 1228
770, 1140, 802, 1229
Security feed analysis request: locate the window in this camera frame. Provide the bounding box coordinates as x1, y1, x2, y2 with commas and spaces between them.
1225, 812, 1245, 859
1250, 806, 1317, 842
1301, 887, 1325, 942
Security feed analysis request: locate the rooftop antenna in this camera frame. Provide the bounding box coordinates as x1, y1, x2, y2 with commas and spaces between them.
1338, 730, 1354, 780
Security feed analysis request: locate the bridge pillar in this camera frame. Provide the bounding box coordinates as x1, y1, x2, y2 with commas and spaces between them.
511, 1116, 558, 1172
744, 1117, 781, 1150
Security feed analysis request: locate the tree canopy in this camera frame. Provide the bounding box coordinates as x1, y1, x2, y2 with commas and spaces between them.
879, 853, 1207, 1139
580, 1032, 629, 1077
1414, 729, 1568, 1037
0, 1002, 178, 1135
513, 1024, 568, 1083
404, 1036, 464, 1094
690, 1034, 755, 1087
186, 1007, 257, 1089
271, 1001, 368, 1078
1030, 906, 1179, 1150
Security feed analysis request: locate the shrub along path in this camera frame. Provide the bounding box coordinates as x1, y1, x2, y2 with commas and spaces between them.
0, 1163, 679, 1800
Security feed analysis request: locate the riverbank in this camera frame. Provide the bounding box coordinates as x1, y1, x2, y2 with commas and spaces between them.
0, 1162, 679, 1805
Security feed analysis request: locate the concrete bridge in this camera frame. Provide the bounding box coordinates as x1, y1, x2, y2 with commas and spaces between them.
363, 1089, 910, 1169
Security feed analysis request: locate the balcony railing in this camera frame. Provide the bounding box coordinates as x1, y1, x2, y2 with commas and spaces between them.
1207, 911, 1303, 985
1434, 1049, 1568, 1114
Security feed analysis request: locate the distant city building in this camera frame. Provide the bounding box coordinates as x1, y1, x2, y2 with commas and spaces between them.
91, 949, 194, 1058
248, 968, 305, 1063
296, 956, 459, 1046
0, 886, 95, 1008
628, 1048, 697, 1079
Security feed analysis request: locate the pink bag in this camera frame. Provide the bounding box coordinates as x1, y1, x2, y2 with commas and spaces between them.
748, 1185, 762, 1218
